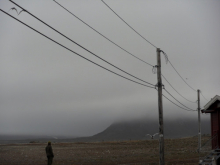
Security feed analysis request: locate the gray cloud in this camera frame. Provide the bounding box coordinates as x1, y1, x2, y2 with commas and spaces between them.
0, 0, 219, 137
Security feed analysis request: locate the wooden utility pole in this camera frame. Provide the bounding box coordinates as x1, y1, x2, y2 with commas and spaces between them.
157, 48, 164, 165
198, 89, 201, 152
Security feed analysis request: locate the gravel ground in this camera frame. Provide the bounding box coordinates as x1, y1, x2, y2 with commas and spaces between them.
0, 137, 209, 165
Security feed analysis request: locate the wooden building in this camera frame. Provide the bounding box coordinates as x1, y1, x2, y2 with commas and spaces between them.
202, 95, 220, 149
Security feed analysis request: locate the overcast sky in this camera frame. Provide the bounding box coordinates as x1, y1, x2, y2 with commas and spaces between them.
0, 0, 219, 137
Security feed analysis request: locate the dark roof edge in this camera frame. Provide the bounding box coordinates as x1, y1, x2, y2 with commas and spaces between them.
201, 109, 215, 113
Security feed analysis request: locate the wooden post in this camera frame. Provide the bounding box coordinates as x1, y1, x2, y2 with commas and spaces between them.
198, 89, 201, 152
157, 48, 164, 165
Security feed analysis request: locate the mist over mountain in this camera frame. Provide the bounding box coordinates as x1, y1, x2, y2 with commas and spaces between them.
0, 114, 210, 143
89, 117, 210, 141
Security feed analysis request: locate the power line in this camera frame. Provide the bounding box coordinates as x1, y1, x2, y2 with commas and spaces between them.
8, 1, 205, 109
160, 51, 197, 93
101, 0, 198, 94
97, 0, 200, 105
163, 88, 196, 111
168, 60, 197, 92
164, 88, 196, 111
101, 0, 157, 49
53, 0, 154, 67
162, 74, 197, 103
1, 9, 156, 89
8, 0, 155, 87
162, 92, 196, 112
154, 52, 197, 103
101, 0, 199, 94
200, 90, 209, 101
100, 0, 198, 109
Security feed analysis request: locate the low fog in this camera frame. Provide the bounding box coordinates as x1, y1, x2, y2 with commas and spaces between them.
0, 0, 219, 137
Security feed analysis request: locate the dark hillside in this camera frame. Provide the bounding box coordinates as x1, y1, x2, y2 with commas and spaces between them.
0, 118, 210, 143
90, 118, 210, 141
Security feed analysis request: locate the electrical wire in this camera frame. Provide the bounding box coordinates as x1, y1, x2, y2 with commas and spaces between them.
153, 51, 197, 103
100, 0, 205, 110
53, 0, 154, 67
200, 90, 209, 101
101, 0, 157, 49
8, 1, 204, 106
8, 0, 155, 87
162, 92, 197, 112
163, 88, 196, 111
101, 0, 198, 94
1, 9, 156, 89
162, 74, 197, 103
169, 60, 197, 92
160, 51, 197, 92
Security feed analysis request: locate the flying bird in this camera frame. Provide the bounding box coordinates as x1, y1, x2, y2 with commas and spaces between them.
18, 9, 26, 15
9, 7, 26, 15
146, 133, 159, 139
9, 7, 19, 15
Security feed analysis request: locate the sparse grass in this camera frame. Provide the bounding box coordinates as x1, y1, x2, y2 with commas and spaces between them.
0, 136, 210, 165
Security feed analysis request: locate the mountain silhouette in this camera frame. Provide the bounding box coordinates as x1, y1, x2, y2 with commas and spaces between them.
89, 118, 210, 141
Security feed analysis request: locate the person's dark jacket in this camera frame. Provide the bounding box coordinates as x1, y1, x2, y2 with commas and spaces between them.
45, 145, 54, 158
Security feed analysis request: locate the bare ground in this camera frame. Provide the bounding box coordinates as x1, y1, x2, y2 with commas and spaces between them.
0, 136, 209, 165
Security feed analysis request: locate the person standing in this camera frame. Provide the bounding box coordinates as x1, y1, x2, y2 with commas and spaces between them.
45, 141, 54, 165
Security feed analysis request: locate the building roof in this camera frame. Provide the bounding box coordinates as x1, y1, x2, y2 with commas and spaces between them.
204, 95, 220, 110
